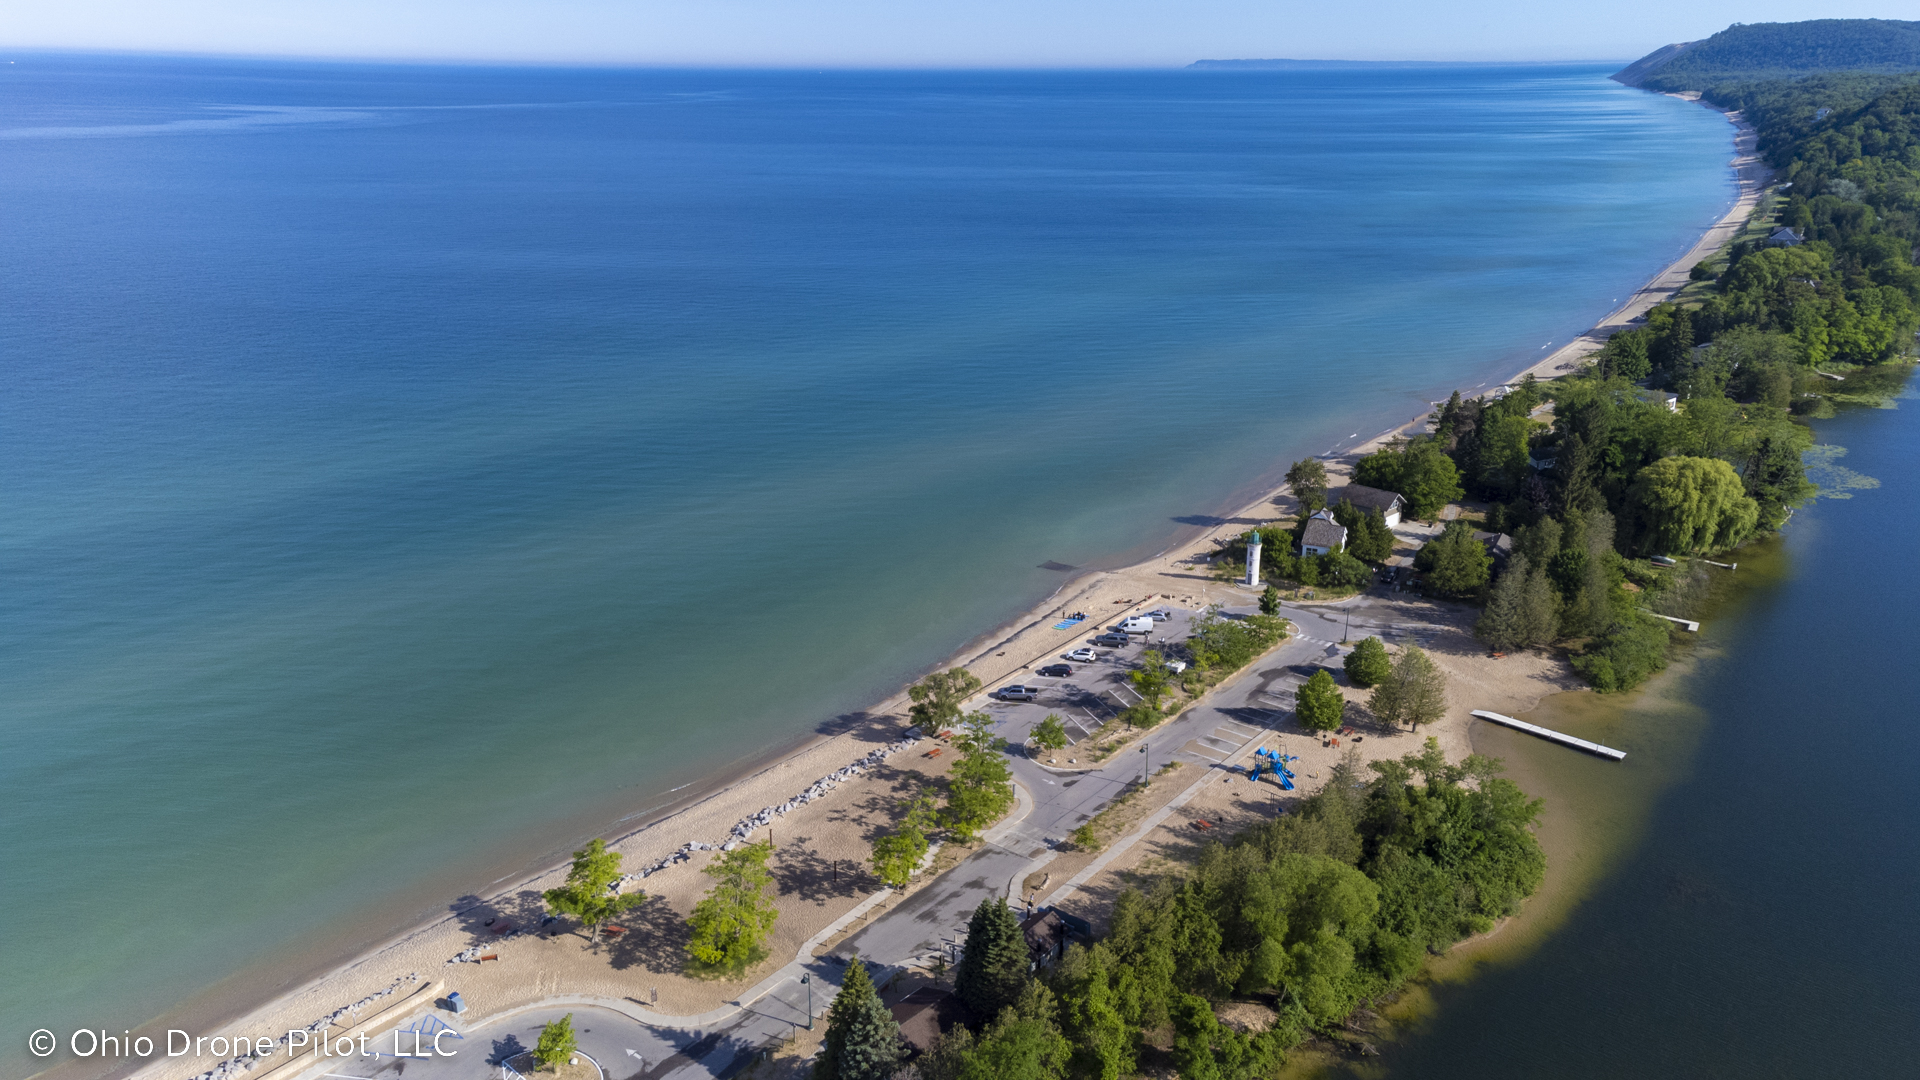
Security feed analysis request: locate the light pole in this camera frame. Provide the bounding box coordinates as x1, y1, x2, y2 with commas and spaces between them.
801, 973, 813, 1030
1138, 743, 1149, 787
1343, 605, 1352, 644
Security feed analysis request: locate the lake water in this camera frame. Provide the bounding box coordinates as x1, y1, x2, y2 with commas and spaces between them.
1342, 387, 1920, 1078
0, 56, 1739, 1072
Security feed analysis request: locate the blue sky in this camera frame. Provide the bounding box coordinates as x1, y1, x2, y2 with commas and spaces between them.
0, 0, 1911, 67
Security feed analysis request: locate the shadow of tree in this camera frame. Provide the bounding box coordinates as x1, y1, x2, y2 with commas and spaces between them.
773, 835, 877, 905
605, 894, 692, 974
1171, 514, 1267, 528
447, 887, 551, 946
812, 710, 907, 740
488, 1034, 527, 1066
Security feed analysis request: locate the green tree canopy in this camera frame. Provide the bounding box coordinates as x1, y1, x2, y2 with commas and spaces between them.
1259, 585, 1281, 616
1030, 714, 1069, 757
534, 1014, 578, 1070
686, 840, 779, 972
1415, 521, 1492, 595
870, 794, 935, 889
1368, 646, 1446, 731
1343, 636, 1391, 688
1629, 455, 1762, 555
1294, 669, 1345, 732
1051, 945, 1135, 1080
955, 898, 1030, 1024
1331, 501, 1395, 562
814, 959, 905, 1080
910, 668, 983, 732
1354, 439, 1464, 520
1285, 458, 1329, 514
542, 838, 645, 946
944, 712, 1015, 840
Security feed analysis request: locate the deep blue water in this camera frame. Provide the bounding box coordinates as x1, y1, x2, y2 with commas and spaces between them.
0, 56, 1737, 1069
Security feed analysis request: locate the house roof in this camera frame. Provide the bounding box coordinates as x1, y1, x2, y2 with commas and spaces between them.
1021, 909, 1068, 960
1301, 513, 1348, 551
890, 988, 967, 1052
1769, 226, 1804, 244
1332, 484, 1405, 515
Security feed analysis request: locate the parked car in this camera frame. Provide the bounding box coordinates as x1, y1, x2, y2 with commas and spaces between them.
1037, 664, 1073, 678
1145, 609, 1173, 621
1064, 648, 1097, 662
995, 685, 1038, 702
1093, 633, 1131, 647
1166, 659, 1188, 674
1117, 617, 1156, 634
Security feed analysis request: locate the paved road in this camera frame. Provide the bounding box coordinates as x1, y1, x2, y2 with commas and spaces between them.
309, 593, 1453, 1080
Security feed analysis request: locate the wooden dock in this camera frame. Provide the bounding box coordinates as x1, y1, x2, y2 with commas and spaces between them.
1471, 710, 1626, 761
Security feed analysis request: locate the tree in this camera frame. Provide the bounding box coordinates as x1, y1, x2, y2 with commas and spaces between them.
1357, 440, 1463, 521
542, 838, 645, 946
870, 794, 935, 888
1369, 646, 1447, 731
1519, 563, 1561, 646
1330, 501, 1393, 563
955, 982, 1071, 1080
1029, 714, 1069, 761
1053, 945, 1135, 1080
910, 668, 983, 732
1357, 508, 1396, 563
814, 958, 905, 1080
955, 897, 1029, 1024
1259, 585, 1281, 616
686, 840, 779, 972
1476, 554, 1532, 651
1343, 636, 1392, 688
1130, 651, 1170, 710
944, 712, 1015, 841
1294, 669, 1345, 732
1628, 456, 1761, 555
1415, 521, 1492, 595
534, 1014, 578, 1071
1285, 458, 1328, 515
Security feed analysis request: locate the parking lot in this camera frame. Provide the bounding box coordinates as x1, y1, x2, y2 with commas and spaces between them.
975, 606, 1207, 754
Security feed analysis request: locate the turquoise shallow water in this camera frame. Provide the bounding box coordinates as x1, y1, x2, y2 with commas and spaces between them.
0, 56, 1736, 1071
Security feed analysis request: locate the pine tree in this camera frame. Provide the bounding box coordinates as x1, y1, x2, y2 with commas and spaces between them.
1519, 564, 1561, 646
955, 898, 1029, 1024
814, 959, 904, 1080
1475, 555, 1532, 651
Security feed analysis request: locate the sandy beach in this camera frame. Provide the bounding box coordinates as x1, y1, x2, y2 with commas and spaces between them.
108, 94, 1771, 1080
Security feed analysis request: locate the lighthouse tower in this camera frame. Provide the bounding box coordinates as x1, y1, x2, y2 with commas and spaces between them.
1245, 530, 1262, 588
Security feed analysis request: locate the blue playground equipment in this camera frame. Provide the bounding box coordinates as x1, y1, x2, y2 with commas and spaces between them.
1248, 747, 1298, 790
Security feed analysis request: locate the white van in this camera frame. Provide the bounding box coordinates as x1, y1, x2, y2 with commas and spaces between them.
1118, 617, 1156, 634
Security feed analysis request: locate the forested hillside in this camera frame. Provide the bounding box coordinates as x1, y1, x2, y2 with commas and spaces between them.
1615, 19, 1920, 91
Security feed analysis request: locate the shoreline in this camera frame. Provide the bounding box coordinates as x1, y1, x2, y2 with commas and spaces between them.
91, 93, 1771, 1080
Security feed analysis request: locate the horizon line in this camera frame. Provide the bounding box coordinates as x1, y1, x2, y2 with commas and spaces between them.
0, 44, 1638, 72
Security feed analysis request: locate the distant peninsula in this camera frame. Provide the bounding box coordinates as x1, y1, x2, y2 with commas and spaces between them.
1190, 58, 1500, 70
